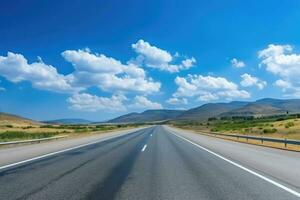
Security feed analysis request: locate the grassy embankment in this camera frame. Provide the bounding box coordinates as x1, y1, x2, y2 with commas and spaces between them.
0, 124, 141, 142
172, 114, 300, 151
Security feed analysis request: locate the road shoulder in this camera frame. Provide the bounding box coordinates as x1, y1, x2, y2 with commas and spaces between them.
165, 125, 300, 192
0, 127, 146, 168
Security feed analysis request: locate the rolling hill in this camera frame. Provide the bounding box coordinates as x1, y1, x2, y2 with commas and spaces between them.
175, 101, 248, 121
108, 98, 300, 123
220, 98, 300, 117
255, 98, 300, 113
3, 98, 300, 126
0, 112, 41, 126
108, 109, 185, 123
43, 118, 92, 125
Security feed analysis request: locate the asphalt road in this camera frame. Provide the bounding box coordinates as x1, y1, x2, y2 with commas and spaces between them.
0, 126, 299, 200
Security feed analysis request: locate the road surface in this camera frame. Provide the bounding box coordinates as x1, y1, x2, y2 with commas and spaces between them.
0, 126, 299, 200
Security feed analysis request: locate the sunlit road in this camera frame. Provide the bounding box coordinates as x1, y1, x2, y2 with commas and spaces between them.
0, 126, 299, 200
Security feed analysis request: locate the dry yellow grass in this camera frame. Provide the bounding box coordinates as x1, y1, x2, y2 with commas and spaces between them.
173, 125, 300, 152
0, 113, 41, 127
222, 118, 300, 140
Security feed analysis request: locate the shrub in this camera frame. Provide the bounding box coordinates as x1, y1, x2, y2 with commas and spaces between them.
40, 125, 54, 128
285, 122, 294, 128
0, 131, 57, 140
208, 117, 217, 121
22, 126, 33, 129
263, 128, 277, 134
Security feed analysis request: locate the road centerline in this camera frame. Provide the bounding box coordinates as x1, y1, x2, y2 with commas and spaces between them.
141, 144, 147, 152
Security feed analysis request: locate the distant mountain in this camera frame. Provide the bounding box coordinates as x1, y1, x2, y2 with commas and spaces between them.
108, 109, 185, 123
219, 103, 285, 117
43, 118, 92, 125
255, 98, 300, 113
104, 98, 300, 123
220, 98, 300, 117
0, 112, 41, 126
175, 101, 249, 121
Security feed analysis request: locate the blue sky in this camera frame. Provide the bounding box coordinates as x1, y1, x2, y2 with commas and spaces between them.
1, 0, 300, 121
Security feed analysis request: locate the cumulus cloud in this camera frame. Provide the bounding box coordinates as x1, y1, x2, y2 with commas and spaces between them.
130, 96, 163, 109
274, 79, 292, 91
62, 49, 160, 94
240, 73, 267, 90
131, 39, 196, 73
166, 97, 188, 105
67, 93, 127, 112
132, 39, 172, 66
197, 93, 219, 101
259, 44, 300, 96
62, 49, 124, 74
0, 52, 80, 93
172, 74, 250, 102
0, 39, 197, 112
0, 46, 161, 96
68, 93, 163, 112
231, 58, 245, 68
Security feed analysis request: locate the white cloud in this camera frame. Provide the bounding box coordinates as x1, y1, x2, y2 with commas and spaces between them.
68, 93, 163, 112
274, 79, 291, 91
0, 46, 164, 113
62, 49, 124, 74
62, 49, 160, 94
166, 97, 188, 105
131, 39, 196, 73
0, 52, 80, 93
217, 90, 250, 99
197, 93, 219, 101
132, 39, 172, 66
130, 96, 163, 109
240, 73, 267, 90
231, 58, 245, 68
173, 74, 250, 101
67, 93, 127, 112
182, 57, 196, 69
259, 44, 300, 96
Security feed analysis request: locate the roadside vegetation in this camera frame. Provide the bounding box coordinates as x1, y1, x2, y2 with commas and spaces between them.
0, 131, 58, 141
172, 114, 300, 140
0, 123, 142, 142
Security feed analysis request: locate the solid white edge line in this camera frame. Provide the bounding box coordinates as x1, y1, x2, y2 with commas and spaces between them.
169, 129, 300, 198
141, 144, 147, 152
0, 128, 144, 171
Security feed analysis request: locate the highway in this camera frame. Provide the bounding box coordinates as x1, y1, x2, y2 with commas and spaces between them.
0, 126, 299, 200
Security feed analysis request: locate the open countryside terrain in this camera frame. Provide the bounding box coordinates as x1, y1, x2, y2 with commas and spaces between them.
2, 2, 300, 199
108, 98, 300, 140
2, 98, 300, 142
0, 112, 141, 142
173, 115, 300, 140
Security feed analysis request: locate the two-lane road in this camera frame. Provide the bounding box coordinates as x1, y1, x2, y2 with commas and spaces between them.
0, 126, 299, 200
